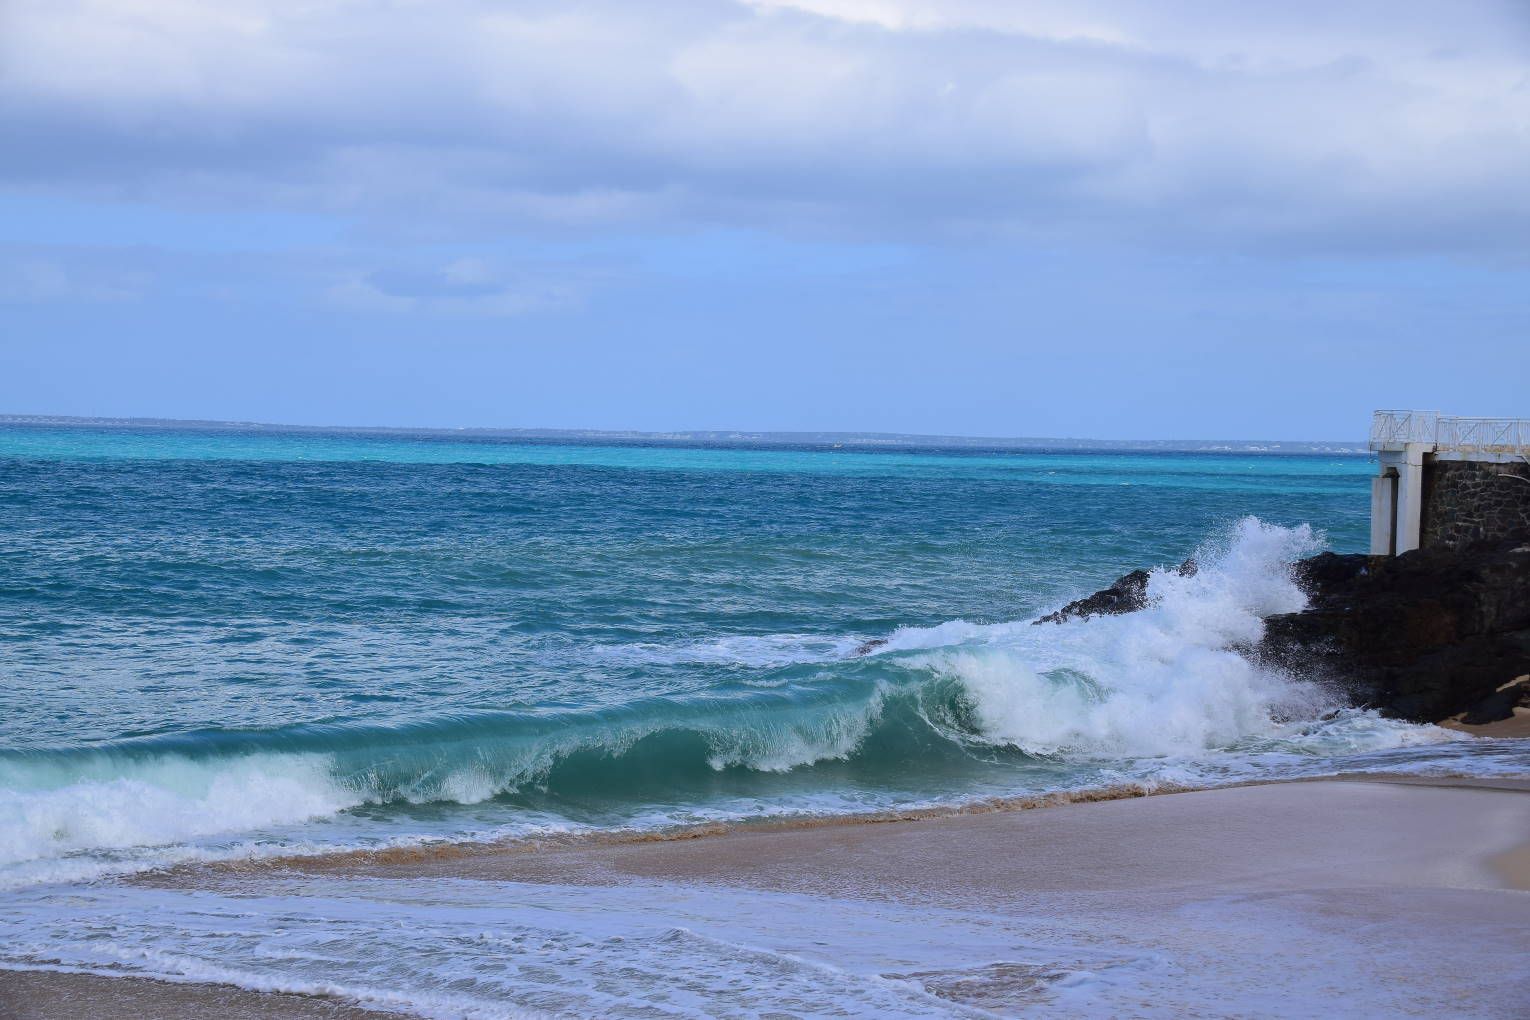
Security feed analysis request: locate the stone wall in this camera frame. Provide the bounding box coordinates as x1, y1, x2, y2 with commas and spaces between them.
1420, 458, 1530, 549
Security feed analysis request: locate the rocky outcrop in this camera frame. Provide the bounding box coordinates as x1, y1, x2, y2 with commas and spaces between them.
1288, 551, 1369, 595
1028, 534, 1530, 724
1259, 532, 1530, 724
1033, 560, 1196, 625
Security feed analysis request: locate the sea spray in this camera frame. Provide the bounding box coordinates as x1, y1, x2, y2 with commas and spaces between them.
903, 517, 1331, 756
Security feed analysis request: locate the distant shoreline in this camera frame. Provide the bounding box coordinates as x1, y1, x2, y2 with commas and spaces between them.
0, 414, 1368, 455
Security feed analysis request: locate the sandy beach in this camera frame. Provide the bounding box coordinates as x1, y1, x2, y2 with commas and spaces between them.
6, 773, 1528, 1019
1446, 709, 1530, 740
0, 971, 395, 1020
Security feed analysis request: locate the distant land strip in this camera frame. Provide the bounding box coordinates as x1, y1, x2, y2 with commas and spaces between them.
0, 414, 1368, 454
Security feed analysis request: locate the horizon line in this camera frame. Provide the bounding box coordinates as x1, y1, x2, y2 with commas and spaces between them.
0, 413, 1367, 452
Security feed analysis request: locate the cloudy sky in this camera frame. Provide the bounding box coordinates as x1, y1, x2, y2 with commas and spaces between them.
3, 0, 1528, 438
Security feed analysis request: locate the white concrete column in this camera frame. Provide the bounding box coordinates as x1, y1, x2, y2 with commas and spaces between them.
1393, 443, 1431, 554
1370, 473, 1396, 556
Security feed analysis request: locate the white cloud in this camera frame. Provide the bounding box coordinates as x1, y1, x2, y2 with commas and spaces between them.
0, 251, 147, 302
0, 239, 605, 319
3, 0, 1528, 253
326, 255, 605, 317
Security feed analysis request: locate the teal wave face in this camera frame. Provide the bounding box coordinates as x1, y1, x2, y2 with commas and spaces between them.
0, 671, 971, 804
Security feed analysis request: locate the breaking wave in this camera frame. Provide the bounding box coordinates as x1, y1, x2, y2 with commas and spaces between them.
0, 518, 1475, 881
892, 516, 1331, 757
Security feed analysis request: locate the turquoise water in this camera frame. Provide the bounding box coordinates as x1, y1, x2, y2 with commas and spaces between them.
4, 423, 1521, 891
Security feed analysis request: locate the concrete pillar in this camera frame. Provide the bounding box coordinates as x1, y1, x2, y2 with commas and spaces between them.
1370, 472, 1396, 556
1393, 443, 1430, 554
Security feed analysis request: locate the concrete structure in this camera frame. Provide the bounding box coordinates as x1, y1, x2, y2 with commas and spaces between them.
1368, 411, 1530, 556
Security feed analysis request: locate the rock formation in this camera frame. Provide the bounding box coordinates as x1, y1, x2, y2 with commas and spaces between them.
1259, 532, 1530, 724
1030, 534, 1530, 724
1032, 559, 1197, 625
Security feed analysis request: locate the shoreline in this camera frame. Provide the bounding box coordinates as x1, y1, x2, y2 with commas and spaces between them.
258, 771, 1530, 893
181, 756, 1530, 881
6, 771, 1528, 1018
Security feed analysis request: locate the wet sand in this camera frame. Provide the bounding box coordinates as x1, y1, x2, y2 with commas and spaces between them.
1444, 707, 1530, 739
326, 774, 1530, 895
0, 970, 395, 1020
6, 775, 1529, 1018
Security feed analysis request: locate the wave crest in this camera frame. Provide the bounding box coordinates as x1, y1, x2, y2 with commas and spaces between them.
902, 517, 1331, 756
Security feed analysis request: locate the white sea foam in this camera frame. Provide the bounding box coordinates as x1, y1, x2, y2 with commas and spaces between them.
589, 632, 866, 668
701, 692, 884, 772
7, 866, 1524, 1019
0, 877, 1154, 1019
894, 518, 1433, 758
0, 753, 359, 872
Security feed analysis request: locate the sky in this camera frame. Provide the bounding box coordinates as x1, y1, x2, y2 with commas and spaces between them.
2, 0, 1528, 440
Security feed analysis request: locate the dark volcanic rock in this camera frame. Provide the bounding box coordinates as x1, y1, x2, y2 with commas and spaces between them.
1028, 533, 1529, 723
1258, 532, 1530, 723
1290, 551, 1369, 598
1459, 678, 1530, 725
1034, 559, 1197, 625
1033, 569, 1151, 625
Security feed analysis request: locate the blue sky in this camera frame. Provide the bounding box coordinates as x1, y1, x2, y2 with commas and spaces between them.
2, 1, 1528, 440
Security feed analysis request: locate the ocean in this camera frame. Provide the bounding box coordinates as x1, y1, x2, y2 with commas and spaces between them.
2, 423, 1526, 1016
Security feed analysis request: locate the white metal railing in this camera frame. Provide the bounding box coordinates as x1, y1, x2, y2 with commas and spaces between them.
1437, 417, 1530, 455
1370, 410, 1530, 455
1369, 409, 1441, 448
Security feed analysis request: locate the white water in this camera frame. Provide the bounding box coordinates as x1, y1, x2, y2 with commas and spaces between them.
6, 870, 1525, 1019
590, 632, 868, 668
0, 753, 357, 869
889, 518, 1420, 757
1, 877, 1156, 1018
